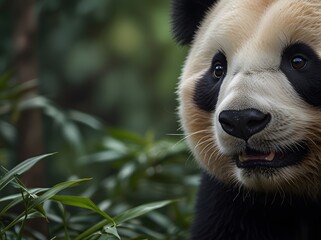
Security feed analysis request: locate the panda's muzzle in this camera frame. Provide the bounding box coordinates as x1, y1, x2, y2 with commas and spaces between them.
218, 109, 308, 168
219, 109, 271, 141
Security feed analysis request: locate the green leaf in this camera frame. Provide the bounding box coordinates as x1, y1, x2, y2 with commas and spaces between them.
0, 121, 15, 144
0, 188, 48, 203
102, 137, 128, 153
67, 110, 103, 130
108, 129, 148, 145
34, 204, 47, 219
74, 220, 113, 240
31, 178, 91, 208
103, 226, 120, 240
75, 200, 174, 240
0, 178, 91, 234
0, 153, 55, 191
114, 200, 174, 224
62, 121, 84, 154
51, 195, 115, 224
0, 188, 48, 217
79, 150, 126, 165
17, 96, 51, 111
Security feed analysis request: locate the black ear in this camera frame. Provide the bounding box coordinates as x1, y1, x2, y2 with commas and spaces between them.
171, 0, 218, 45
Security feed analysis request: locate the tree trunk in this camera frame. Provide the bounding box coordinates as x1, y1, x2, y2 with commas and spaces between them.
12, 0, 47, 236
13, 0, 45, 187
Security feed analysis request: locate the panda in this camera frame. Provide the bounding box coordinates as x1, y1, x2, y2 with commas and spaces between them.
171, 0, 321, 239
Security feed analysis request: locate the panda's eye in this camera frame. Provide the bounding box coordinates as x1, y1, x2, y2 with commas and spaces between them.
213, 63, 225, 79
211, 51, 227, 80
291, 56, 307, 70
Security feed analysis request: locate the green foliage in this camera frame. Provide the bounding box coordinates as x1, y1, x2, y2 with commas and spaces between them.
0, 78, 196, 238
38, 0, 187, 137
73, 130, 197, 239
0, 152, 191, 239
0, 154, 90, 238
0, 0, 197, 239
0, 154, 54, 191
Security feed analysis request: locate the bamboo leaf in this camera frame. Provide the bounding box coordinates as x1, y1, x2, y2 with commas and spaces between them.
103, 226, 120, 240
79, 150, 126, 165
0, 153, 55, 191
31, 178, 91, 208
114, 200, 174, 224
108, 128, 148, 145
0, 178, 91, 234
67, 110, 103, 130
74, 219, 112, 240
0, 188, 48, 202
0, 188, 48, 217
51, 195, 115, 224
75, 200, 174, 240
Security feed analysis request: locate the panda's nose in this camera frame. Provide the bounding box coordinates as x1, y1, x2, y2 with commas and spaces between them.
218, 109, 271, 141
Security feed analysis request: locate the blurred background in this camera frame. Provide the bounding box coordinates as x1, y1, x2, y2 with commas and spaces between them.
0, 0, 199, 239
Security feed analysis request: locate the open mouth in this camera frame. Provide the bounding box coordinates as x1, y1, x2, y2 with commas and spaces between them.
235, 144, 308, 169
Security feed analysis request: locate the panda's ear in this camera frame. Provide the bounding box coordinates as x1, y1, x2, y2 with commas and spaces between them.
171, 0, 218, 45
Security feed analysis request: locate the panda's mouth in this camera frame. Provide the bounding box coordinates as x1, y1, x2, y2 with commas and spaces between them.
235, 144, 308, 169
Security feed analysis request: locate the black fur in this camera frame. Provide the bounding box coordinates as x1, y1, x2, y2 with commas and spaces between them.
171, 0, 218, 45
191, 172, 321, 240
193, 51, 226, 111
280, 43, 321, 106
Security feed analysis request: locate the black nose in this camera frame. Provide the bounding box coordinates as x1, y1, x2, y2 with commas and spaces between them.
218, 109, 271, 141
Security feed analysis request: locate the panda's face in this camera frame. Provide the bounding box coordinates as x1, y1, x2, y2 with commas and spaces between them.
177, 0, 321, 196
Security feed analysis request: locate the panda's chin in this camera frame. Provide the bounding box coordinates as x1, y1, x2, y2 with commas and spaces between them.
234, 144, 308, 169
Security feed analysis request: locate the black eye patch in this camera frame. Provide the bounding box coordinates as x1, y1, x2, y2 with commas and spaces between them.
280, 43, 321, 106
193, 51, 227, 112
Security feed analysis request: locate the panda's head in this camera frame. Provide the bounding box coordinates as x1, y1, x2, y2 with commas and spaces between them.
173, 0, 321, 197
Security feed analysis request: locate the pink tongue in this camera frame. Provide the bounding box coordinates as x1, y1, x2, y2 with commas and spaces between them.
239, 151, 275, 162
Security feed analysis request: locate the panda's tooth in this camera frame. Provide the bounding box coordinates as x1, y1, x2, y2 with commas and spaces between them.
265, 152, 276, 161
